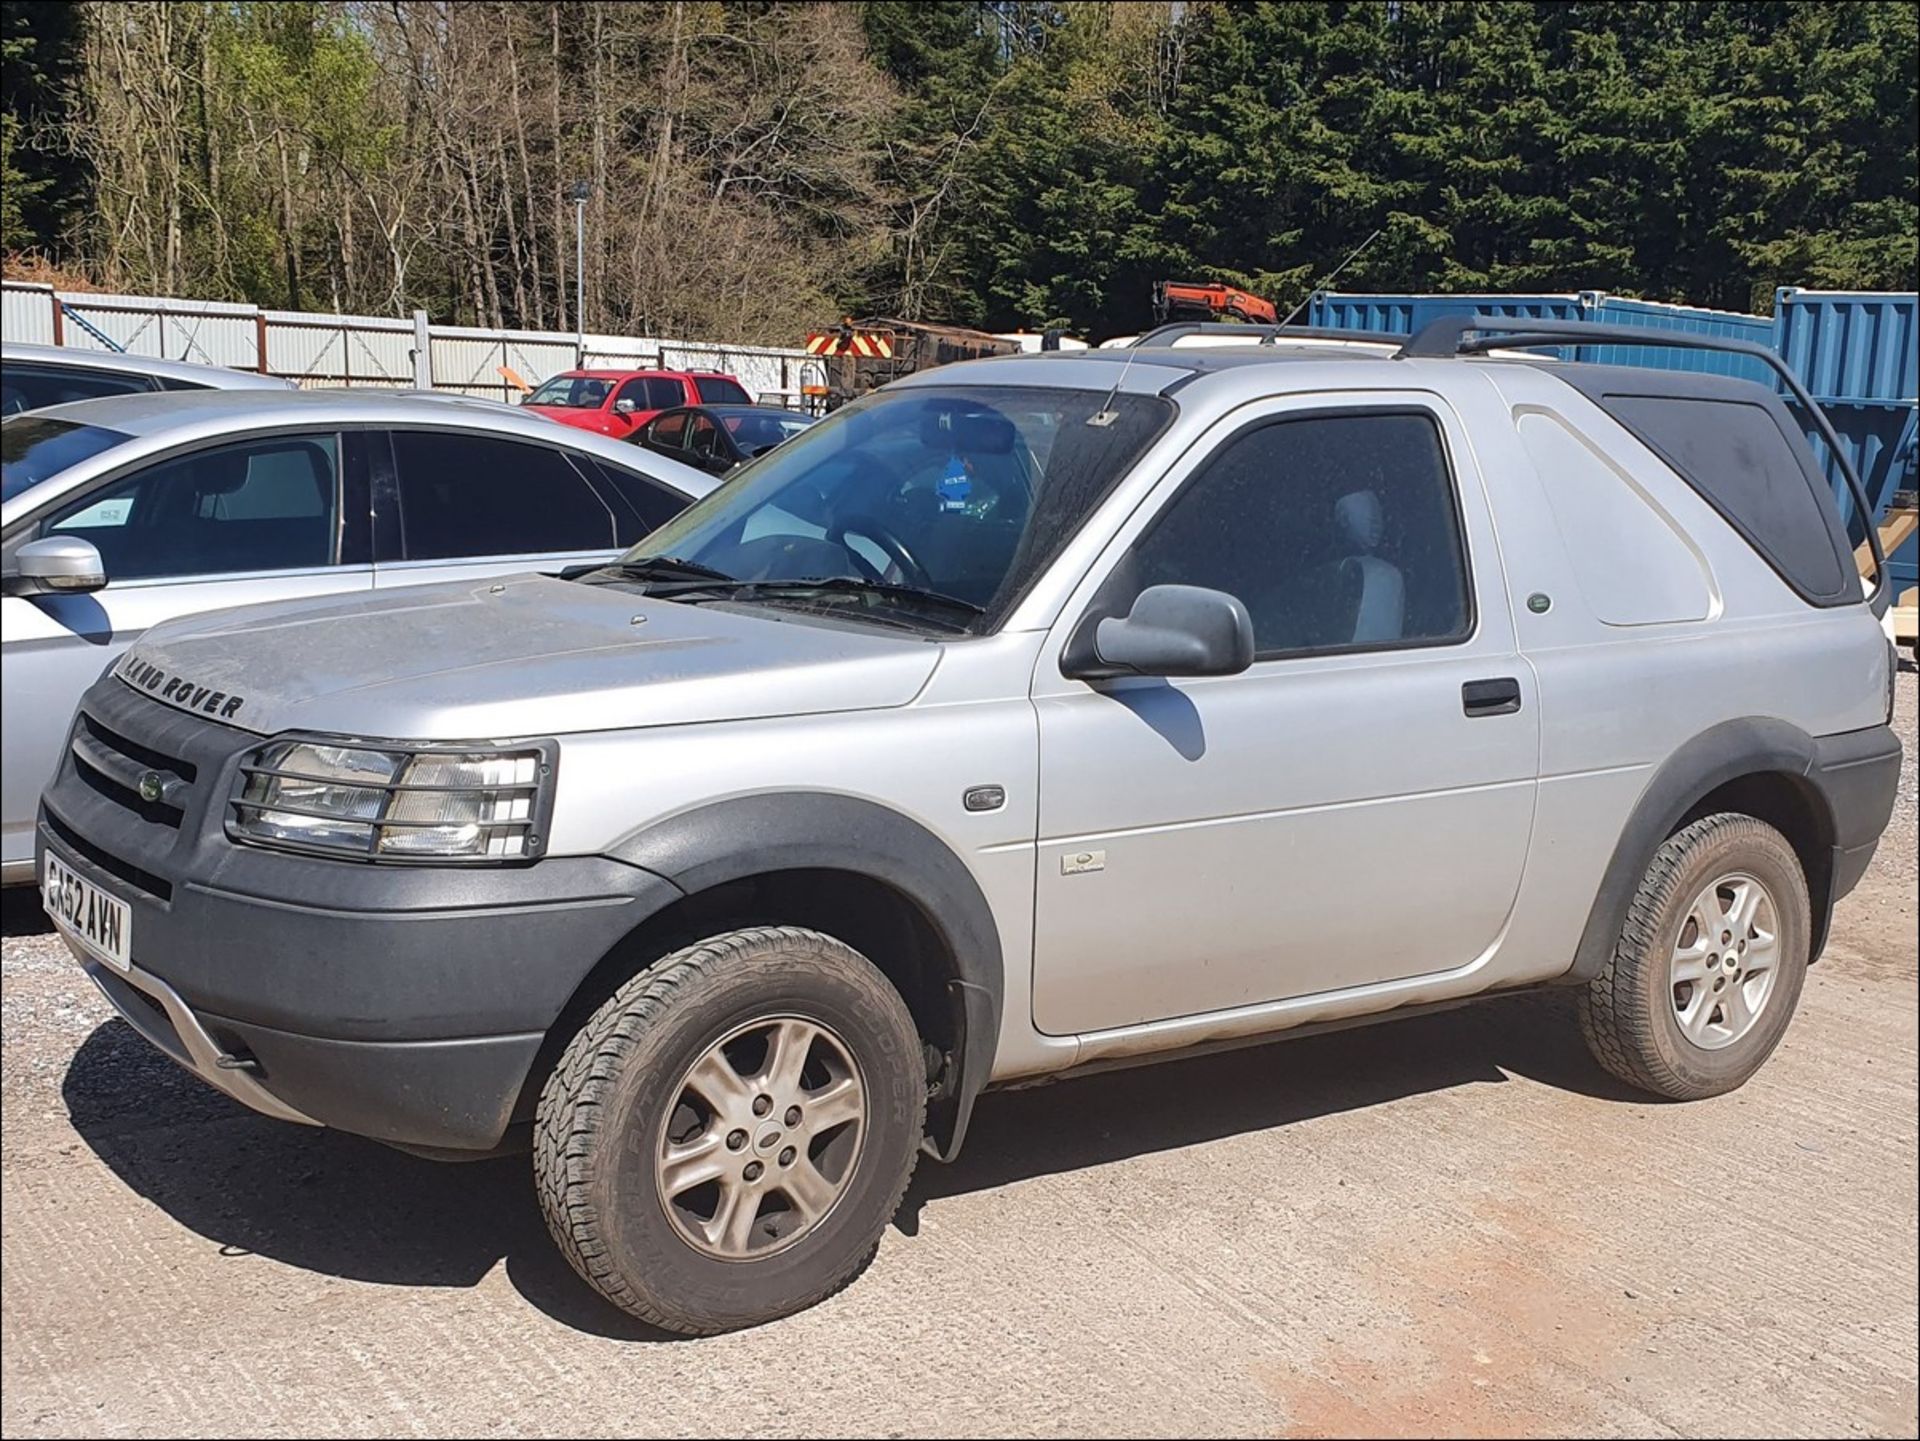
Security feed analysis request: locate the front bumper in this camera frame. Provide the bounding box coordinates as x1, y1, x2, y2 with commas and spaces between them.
74, 949, 319, 1127
39, 674, 678, 1151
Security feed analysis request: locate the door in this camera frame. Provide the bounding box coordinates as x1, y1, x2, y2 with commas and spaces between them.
372, 429, 624, 588
1, 432, 369, 874
609, 377, 658, 435
1029, 399, 1538, 1035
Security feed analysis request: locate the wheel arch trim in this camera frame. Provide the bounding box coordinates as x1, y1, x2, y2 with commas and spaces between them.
1563, 716, 1884, 985
605, 792, 1004, 1160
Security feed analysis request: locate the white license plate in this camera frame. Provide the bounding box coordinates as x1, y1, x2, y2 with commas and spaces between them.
43, 849, 132, 971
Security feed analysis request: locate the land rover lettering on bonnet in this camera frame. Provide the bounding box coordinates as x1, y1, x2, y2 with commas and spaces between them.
117, 656, 246, 719
39, 318, 1901, 1336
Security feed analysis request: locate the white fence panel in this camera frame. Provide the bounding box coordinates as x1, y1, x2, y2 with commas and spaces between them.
497, 334, 579, 393
1, 282, 816, 402
57, 292, 263, 369
264, 311, 414, 388
655, 342, 816, 405
578, 332, 660, 370
2, 282, 57, 343
429, 325, 579, 399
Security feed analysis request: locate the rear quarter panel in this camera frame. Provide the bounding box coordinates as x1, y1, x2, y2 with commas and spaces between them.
1468, 364, 1891, 981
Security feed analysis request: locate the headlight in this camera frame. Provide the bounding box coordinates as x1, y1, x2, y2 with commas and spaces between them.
229, 737, 553, 861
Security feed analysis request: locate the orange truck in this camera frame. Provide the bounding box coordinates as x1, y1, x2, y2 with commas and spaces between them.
1152, 280, 1278, 326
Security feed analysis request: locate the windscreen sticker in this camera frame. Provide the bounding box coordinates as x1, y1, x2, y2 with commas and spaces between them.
937, 454, 973, 512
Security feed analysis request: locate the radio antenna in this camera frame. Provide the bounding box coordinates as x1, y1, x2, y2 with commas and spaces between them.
1088, 333, 1146, 427
1093, 224, 1385, 422
1276, 227, 1384, 327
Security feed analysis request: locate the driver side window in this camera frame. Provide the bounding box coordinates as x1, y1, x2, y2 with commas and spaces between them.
1103, 411, 1472, 657
649, 412, 689, 449
44, 435, 341, 581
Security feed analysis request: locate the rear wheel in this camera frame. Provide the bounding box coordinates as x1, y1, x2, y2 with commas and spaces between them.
1580, 813, 1811, 1100
534, 926, 925, 1334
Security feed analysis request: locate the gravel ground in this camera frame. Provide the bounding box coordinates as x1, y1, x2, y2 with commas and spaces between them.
3, 671, 1915, 1438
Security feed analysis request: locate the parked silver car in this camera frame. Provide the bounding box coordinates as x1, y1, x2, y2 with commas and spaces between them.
2, 388, 714, 881
1, 341, 296, 415
34, 321, 1901, 1334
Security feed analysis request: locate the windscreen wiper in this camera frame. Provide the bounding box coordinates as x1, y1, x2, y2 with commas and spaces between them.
777, 576, 985, 624
643, 575, 985, 631
561, 554, 737, 584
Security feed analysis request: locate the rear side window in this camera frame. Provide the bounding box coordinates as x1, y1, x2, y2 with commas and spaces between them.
694, 376, 751, 405
644, 377, 686, 410
1106, 411, 1472, 656
2, 361, 152, 415
390, 431, 616, 560
1595, 393, 1852, 604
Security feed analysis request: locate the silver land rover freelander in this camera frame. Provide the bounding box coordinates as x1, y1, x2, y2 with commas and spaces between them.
33, 316, 1902, 1334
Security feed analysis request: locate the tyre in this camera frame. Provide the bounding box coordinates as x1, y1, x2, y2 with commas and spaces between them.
534, 926, 925, 1334
1580, 813, 1811, 1100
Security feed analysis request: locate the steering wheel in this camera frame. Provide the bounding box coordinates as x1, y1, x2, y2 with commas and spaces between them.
827, 515, 933, 589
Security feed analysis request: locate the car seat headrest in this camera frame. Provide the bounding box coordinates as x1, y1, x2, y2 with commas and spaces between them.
1333, 490, 1385, 553
196, 450, 254, 495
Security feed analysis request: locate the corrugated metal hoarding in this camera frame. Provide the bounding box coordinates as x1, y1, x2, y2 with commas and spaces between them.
57, 291, 264, 369
265, 310, 414, 387
0, 282, 811, 403
2, 282, 57, 343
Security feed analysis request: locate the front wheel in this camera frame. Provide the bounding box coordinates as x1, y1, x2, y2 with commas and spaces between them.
534, 926, 925, 1334
1580, 813, 1811, 1100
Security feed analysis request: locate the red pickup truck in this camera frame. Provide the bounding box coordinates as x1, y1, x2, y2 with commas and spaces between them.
521, 368, 754, 437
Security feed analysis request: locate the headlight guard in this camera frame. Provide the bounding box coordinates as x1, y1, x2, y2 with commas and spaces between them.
227, 735, 557, 863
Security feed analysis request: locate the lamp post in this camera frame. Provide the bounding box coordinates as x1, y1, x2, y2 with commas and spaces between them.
568, 179, 590, 363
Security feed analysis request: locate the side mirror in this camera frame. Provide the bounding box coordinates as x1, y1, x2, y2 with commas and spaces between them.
1063, 584, 1254, 681
613, 397, 637, 414
8, 536, 107, 597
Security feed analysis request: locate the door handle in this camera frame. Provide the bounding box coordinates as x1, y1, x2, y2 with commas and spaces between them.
1462, 677, 1522, 717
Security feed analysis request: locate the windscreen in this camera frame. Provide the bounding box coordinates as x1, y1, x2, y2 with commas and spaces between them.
721, 410, 813, 453
525, 375, 612, 408
2, 417, 135, 502
626, 385, 1172, 630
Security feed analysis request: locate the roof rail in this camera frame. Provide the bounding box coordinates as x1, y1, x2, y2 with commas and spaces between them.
1131, 321, 1407, 348
1399, 313, 1889, 616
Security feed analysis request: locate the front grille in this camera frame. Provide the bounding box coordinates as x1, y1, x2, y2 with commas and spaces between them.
45, 676, 260, 906
81, 711, 199, 782
69, 709, 197, 831
72, 749, 184, 827
43, 810, 174, 901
